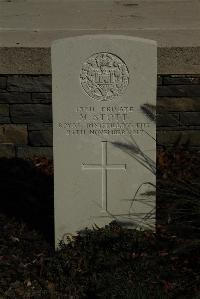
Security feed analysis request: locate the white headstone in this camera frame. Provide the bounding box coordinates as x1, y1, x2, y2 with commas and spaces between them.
52, 35, 157, 246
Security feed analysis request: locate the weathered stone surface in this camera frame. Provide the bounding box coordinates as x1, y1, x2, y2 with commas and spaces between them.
0, 92, 31, 103
0, 76, 7, 90
157, 75, 162, 85
157, 113, 179, 127
158, 47, 200, 75
0, 143, 15, 158
0, 48, 51, 74
52, 35, 157, 243
7, 75, 52, 92
1, 47, 200, 75
0, 92, 31, 104
0, 124, 27, 144
157, 130, 200, 146
0, 104, 9, 114
29, 128, 53, 146
28, 123, 52, 130
157, 97, 200, 112
0, 91, 51, 103
32, 92, 52, 103
163, 75, 200, 85
157, 85, 200, 97
0, 116, 10, 124
180, 112, 200, 126
0, 104, 10, 123
17, 146, 53, 159
10, 104, 52, 123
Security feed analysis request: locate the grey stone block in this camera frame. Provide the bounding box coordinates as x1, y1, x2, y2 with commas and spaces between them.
0, 104, 10, 123
157, 130, 200, 146
157, 47, 200, 75
0, 143, 15, 158
10, 104, 52, 123
28, 123, 52, 130
163, 75, 200, 85
0, 48, 51, 75
0, 116, 11, 123
7, 75, 52, 92
0, 92, 51, 104
157, 113, 179, 127
157, 76, 162, 85
0, 104, 9, 115
157, 126, 182, 132
0, 124, 28, 144
17, 146, 53, 159
0, 76, 7, 90
32, 92, 52, 103
0, 92, 31, 103
157, 85, 200, 97
157, 97, 200, 112
29, 128, 53, 146
180, 112, 200, 126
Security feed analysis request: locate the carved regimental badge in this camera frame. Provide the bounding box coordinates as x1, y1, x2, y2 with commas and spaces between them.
80, 52, 129, 101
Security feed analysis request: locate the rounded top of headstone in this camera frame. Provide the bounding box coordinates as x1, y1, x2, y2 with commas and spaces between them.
52, 34, 157, 47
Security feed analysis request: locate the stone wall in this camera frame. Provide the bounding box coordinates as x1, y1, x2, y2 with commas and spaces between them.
0, 74, 200, 159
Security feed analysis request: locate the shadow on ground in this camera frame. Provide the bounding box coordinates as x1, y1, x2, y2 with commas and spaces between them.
0, 158, 54, 244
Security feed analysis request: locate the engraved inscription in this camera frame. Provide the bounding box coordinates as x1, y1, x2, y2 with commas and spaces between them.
58, 104, 151, 136
82, 141, 126, 211
80, 53, 129, 101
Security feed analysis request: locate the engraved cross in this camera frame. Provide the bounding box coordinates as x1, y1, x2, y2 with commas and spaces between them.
82, 141, 126, 211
